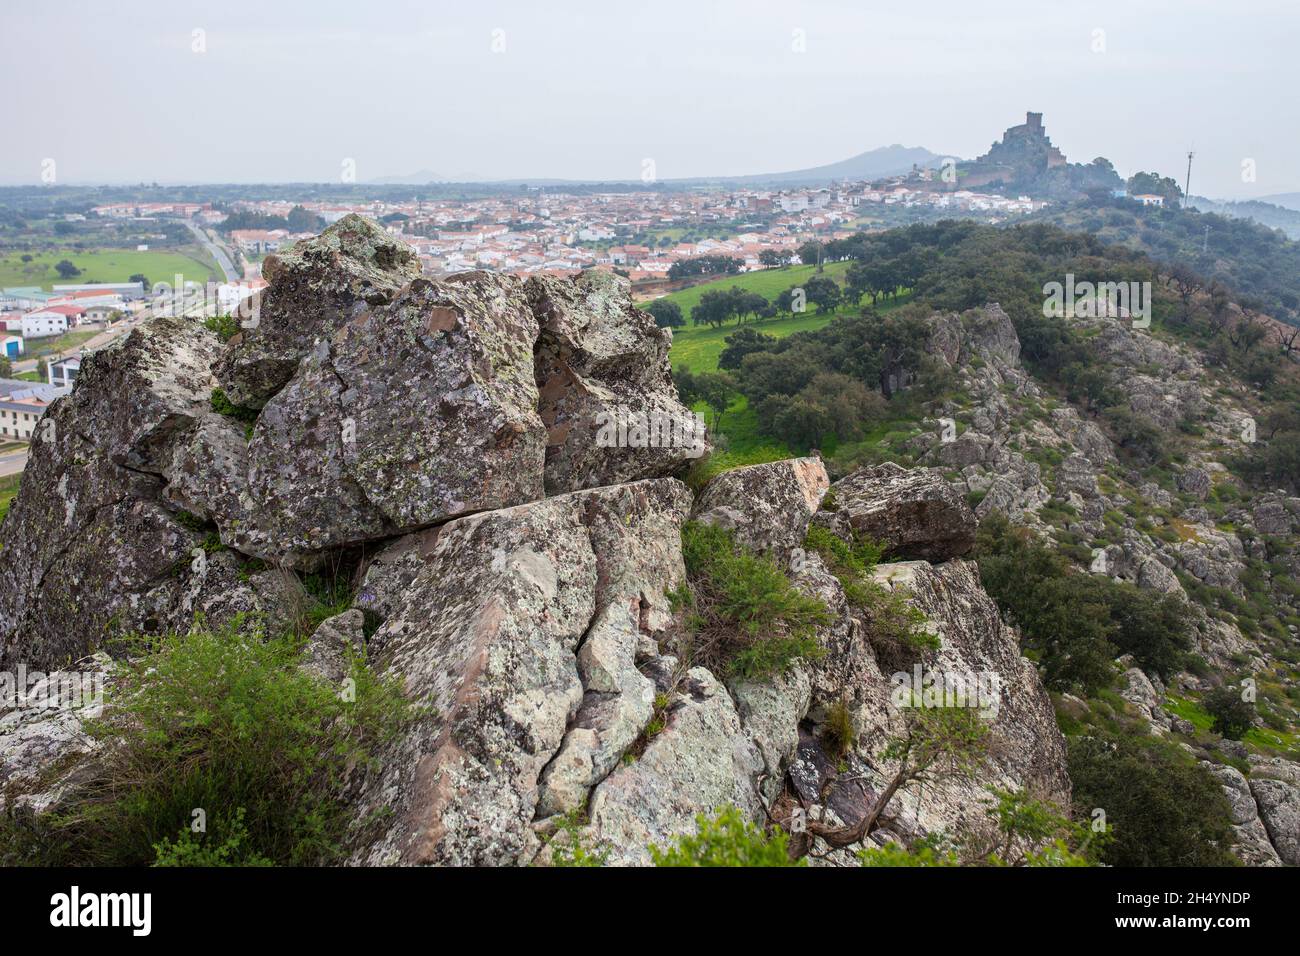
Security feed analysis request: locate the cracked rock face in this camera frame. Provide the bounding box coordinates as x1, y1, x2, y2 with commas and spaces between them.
244, 272, 546, 562
214, 214, 422, 409
346, 478, 692, 866
815, 462, 978, 561
0, 318, 296, 670
528, 270, 708, 494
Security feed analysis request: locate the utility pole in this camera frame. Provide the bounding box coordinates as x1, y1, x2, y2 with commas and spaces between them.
1184, 151, 1195, 207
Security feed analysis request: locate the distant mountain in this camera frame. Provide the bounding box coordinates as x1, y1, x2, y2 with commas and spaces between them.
367, 144, 948, 188
685, 144, 948, 185
1188, 196, 1300, 240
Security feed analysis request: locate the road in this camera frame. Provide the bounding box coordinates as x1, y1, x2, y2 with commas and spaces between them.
0, 448, 28, 478
186, 221, 241, 282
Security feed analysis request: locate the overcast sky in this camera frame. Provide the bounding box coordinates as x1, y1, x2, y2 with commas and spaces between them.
3, 0, 1296, 197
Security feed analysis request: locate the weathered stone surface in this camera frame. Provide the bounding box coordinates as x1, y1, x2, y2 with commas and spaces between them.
0, 660, 107, 820
585, 666, 764, 866
692, 456, 828, 563
1248, 761, 1300, 866
815, 462, 977, 561
214, 214, 421, 408
1204, 763, 1282, 866
346, 478, 692, 866
302, 609, 366, 684
528, 270, 707, 494
245, 272, 546, 562
0, 318, 291, 670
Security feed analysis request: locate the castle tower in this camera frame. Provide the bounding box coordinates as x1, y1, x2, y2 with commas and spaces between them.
1026, 111, 1043, 131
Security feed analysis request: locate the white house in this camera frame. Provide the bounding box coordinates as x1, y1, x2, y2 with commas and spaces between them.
48, 356, 81, 388
21, 310, 71, 338
1132, 193, 1165, 207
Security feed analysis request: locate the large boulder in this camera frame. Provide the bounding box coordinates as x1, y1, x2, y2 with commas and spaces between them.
1248, 760, 1300, 866
214, 214, 422, 408
0, 318, 296, 670
815, 462, 977, 561
346, 478, 693, 866
528, 270, 707, 494
243, 272, 546, 563
691, 456, 829, 563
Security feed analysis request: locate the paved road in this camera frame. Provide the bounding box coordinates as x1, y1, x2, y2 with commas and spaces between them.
0, 448, 29, 478
186, 221, 241, 282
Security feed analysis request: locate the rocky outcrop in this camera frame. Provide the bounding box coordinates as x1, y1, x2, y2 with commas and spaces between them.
692, 456, 828, 562
244, 271, 547, 562
215, 214, 422, 408
815, 462, 977, 561
1247, 759, 1300, 866
346, 479, 693, 866
1204, 763, 1282, 866
528, 271, 707, 493
0, 317, 301, 670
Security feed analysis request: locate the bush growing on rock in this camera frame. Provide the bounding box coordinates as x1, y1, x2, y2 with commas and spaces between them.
676, 520, 831, 680
4, 616, 412, 867
650, 807, 801, 867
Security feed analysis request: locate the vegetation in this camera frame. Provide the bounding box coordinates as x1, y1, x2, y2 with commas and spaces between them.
650, 806, 801, 867
1068, 731, 1237, 867
975, 514, 1192, 693
1, 616, 412, 867
674, 521, 831, 680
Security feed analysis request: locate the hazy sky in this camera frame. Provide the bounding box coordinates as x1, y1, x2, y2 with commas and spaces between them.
3, 0, 1296, 197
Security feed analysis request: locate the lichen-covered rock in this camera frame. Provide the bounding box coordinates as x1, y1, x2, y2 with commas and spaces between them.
302, 609, 366, 684
528, 270, 707, 494
692, 456, 828, 563
245, 272, 546, 563
345, 478, 692, 866
214, 214, 421, 408
585, 666, 764, 866
1248, 760, 1300, 866
1204, 763, 1281, 866
0, 657, 108, 821
815, 462, 977, 561
0, 318, 290, 670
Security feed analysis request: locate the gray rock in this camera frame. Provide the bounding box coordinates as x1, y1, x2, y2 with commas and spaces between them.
345, 478, 692, 866
245, 272, 547, 563
816, 462, 978, 561
692, 456, 828, 564
529, 270, 708, 493
1204, 763, 1281, 866
214, 214, 422, 408
302, 609, 366, 684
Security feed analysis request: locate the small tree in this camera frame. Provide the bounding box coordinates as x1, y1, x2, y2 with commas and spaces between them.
54, 259, 81, 279
644, 298, 684, 329
1204, 684, 1255, 740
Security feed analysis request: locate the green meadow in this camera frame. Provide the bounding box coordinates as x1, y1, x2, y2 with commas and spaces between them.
0, 247, 220, 291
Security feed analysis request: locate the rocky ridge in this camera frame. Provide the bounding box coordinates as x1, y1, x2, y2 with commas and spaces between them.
1, 217, 1071, 865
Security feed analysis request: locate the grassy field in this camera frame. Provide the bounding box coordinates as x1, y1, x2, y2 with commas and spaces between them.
18, 330, 100, 361
645, 263, 908, 374
0, 247, 219, 291
644, 263, 912, 474
0, 473, 20, 525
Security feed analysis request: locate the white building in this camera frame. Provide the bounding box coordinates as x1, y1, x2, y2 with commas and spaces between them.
48, 356, 81, 389
21, 310, 70, 338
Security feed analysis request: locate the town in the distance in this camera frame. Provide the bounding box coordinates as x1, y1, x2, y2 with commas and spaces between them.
0, 111, 1293, 486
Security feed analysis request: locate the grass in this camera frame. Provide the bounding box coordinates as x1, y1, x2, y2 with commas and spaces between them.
648, 262, 913, 375
0, 472, 20, 525
0, 247, 219, 291
15, 330, 99, 361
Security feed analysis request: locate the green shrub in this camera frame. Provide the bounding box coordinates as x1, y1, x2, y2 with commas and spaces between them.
650, 807, 802, 867
1204, 684, 1256, 740
1068, 731, 1237, 867
210, 388, 258, 425
678, 521, 830, 680
10, 616, 411, 867
203, 315, 240, 344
